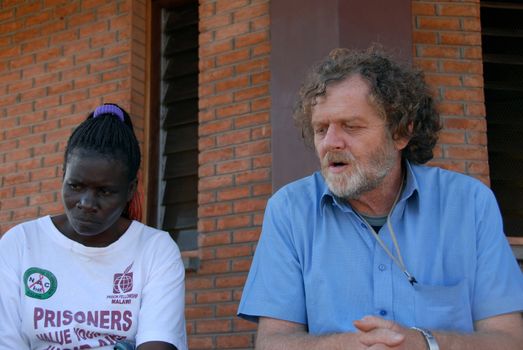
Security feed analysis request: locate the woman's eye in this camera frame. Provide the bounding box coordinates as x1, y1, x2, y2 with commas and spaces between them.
68, 183, 81, 191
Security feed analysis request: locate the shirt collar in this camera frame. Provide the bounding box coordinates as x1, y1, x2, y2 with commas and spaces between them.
319, 160, 420, 214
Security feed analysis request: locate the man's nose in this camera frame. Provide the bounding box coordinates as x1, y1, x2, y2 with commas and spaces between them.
323, 125, 345, 150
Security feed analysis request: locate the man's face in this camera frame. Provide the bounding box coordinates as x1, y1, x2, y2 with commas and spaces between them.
311, 75, 405, 199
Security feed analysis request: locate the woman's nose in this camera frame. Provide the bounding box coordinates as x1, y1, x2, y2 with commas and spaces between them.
77, 191, 97, 210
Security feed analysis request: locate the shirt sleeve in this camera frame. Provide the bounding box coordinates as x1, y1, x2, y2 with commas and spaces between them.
135, 232, 187, 350
0, 227, 31, 349
238, 191, 308, 324
472, 187, 523, 321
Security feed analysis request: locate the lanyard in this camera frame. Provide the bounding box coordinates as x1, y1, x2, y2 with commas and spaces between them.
359, 179, 418, 286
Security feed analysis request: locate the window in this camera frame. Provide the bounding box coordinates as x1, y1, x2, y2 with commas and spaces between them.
481, 1, 523, 239
148, 0, 199, 268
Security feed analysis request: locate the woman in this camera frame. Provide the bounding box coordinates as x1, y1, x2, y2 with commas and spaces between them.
0, 104, 187, 350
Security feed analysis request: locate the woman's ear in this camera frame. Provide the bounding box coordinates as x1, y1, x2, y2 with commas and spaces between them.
127, 178, 138, 202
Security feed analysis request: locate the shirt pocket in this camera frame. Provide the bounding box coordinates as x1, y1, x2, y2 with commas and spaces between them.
413, 279, 473, 332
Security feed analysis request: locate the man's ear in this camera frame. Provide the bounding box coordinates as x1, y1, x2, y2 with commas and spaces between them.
127, 178, 138, 202
393, 121, 413, 151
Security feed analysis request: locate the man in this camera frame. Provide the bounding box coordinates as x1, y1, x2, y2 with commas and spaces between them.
237, 47, 523, 349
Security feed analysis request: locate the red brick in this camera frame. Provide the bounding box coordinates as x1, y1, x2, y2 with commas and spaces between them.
233, 3, 269, 22
216, 102, 250, 118
2, 197, 28, 210
438, 130, 465, 144
251, 15, 270, 31
214, 21, 250, 41
438, 3, 478, 17
216, 334, 253, 349
235, 168, 270, 184
444, 117, 486, 131
252, 41, 271, 57
216, 48, 250, 66
198, 260, 231, 274
200, 147, 234, 164
29, 192, 56, 206
466, 131, 487, 146
3, 172, 30, 186
236, 31, 268, 48
216, 214, 252, 230
251, 97, 270, 111
7, 79, 32, 94
234, 85, 269, 102
444, 88, 483, 102
186, 276, 214, 290
188, 336, 213, 350
233, 228, 261, 243
186, 305, 214, 319
467, 160, 490, 175
215, 245, 252, 259
417, 17, 461, 31
200, 39, 233, 57
232, 317, 257, 331
20, 87, 47, 101
199, 231, 232, 247
199, 203, 233, 217
200, 93, 234, 110
12, 206, 39, 221
464, 103, 485, 117
217, 186, 251, 201
233, 198, 267, 213
412, 2, 436, 16
439, 32, 481, 46
198, 219, 216, 233
236, 57, 269, 73
417, 46, 460, 59
216, 159, 251, 174
196, 319, 232, 334
445, 145, 487, 160
425, 74, 461, 87
216, 129, 251, 146
200, 13, 231, 31
5, 148, 32, 162
215, 75, 250, 93
234, 140, 270, 158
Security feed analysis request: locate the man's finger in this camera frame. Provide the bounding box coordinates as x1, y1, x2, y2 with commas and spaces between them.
358, 328, 405, 347
354, 316, 395, 332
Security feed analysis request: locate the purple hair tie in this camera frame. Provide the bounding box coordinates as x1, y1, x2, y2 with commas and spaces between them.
93, 104, 125, 122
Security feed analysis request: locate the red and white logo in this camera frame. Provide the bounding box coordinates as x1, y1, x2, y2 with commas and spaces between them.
113, 263, 133, 294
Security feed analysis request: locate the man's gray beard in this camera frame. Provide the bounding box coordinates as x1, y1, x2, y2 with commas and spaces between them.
321, 147, 397, 200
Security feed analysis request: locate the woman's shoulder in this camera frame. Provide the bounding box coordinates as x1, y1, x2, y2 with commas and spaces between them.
131, 222, 181, 254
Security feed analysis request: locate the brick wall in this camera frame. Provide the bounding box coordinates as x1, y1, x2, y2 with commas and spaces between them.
0, 0, 141, 234
412, 0, 488, 184
192, 1, 271, 348
0, 1, 489, 349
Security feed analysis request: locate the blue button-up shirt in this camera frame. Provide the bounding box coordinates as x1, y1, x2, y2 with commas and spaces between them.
238, 163, 523, 334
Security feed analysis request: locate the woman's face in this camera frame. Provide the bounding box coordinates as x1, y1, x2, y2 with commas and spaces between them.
61, 149, 136, 246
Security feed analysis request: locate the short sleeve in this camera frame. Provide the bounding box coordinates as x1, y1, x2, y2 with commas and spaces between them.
472, 188, 523, 321
238, 192, 307, 324
136, 233, 188, 350
0, 227, 30, 349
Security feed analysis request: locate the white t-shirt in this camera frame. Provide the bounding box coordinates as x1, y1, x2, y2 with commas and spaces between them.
0, 216, 188, 350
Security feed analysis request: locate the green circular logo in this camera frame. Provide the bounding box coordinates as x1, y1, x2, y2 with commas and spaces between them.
24, 267, 57, 300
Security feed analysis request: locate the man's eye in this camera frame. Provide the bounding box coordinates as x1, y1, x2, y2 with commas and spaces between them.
343, 124, 362, 132
314, 127, 326, 135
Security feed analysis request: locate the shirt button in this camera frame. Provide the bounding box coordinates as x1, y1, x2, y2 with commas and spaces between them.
378, 264, 386, 271
379, 310, 387, 316
360, 223, 367, 229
